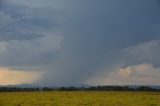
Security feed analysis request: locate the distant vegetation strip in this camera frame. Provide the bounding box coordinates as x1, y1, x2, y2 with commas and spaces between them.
0, 86, 160, 92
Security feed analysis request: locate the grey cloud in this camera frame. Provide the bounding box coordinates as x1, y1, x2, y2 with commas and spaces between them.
123, 40, 160, 67
0, 4, 64, 41
0, 10, 13, 28
0, 4, 64, 67
86, 63, 160, 85
0, 35, 62, 66
38, 0, 160, 86
5, 0, 69, 8
86, 40, 160, 85
1, 0, 160, 86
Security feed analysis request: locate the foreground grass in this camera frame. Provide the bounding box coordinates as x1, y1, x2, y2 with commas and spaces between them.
0, 91, 160, 106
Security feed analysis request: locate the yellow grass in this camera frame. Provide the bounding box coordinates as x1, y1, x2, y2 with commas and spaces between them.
0, 91, 160, 106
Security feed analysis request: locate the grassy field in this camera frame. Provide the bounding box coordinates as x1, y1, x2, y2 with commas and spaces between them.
0, 91, 160, 106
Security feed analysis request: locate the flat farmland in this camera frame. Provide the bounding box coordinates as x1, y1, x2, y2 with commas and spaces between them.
0, 91, 160, 106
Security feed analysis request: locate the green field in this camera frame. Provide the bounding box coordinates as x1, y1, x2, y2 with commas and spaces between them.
0, 91, 160, 106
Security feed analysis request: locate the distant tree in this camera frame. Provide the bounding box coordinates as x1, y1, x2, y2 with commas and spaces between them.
42, 87, 52, 91
137, 86, 153, 91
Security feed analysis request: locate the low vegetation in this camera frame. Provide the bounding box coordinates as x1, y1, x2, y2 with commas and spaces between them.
0, 91, 160, 106
0, 86, 160, 92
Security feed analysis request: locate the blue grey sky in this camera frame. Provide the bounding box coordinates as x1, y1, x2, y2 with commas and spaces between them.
0, 0, 160, 86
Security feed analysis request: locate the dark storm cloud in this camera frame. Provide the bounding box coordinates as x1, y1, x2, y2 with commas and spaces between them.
0, 30, 43, 41
1, 0, 160, 86
35, 0, 160, 86
0, 3, 63, 67
67, 0, 160, 47
43, 0, 160, 85
0, 0, 3, 6
0, 4, 63, 41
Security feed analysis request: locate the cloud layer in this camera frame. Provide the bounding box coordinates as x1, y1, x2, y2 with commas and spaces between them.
0, 0, 160, 86
87, 63, 160, 86
0, 67, 43, 85
86, 40, 160, 85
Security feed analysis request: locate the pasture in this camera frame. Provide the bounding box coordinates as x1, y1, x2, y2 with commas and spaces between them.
0, 91, 160, 106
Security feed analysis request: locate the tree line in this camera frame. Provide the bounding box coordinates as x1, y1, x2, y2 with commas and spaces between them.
0, 86, 160, 92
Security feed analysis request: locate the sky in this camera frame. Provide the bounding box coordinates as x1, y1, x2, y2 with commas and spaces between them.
0, 0, 160, 86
